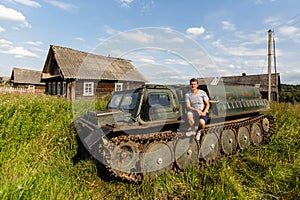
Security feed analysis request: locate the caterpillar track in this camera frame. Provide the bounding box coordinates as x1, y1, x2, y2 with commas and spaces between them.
74, 84, 275, 183
98, 114, 275, 183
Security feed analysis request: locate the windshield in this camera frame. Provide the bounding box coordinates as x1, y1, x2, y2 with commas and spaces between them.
107, 91, 140, 110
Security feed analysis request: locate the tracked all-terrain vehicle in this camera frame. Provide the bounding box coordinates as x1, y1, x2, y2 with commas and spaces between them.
74, 84, 275, 182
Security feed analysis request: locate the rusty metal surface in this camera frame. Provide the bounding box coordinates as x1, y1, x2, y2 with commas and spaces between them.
174, 136, 200, 170
141, 141, 173, 178
250, 122, 263, 146
221, 129, 237, 155
237, 126, 251, 150
200, 131, 220, 162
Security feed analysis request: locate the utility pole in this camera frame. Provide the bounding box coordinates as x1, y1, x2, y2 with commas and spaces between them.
273, 34, 279, 102
268, 29, 272, 102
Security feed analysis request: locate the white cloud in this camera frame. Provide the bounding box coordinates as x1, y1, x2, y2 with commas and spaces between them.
212, 39, 266, 57
295, 33, 300, 44
186, 26, 206, 36
0, 39, 39, 58
0, 5, 31, 28
28, 47, 45, 54
264, 16, 280, 27
254, 0, 275, 5
9, 0, 41, 8
12, 26, 20, 30
209, 43, 270, 76
119, 0, 134, 8
0, 26, 5, 32
44, 0, 77, 11
97, 37, 106, 43
139, 57, 155, 64
25, 41, 43, 46
120, 30, 154, 43
140, 0, 155, 14
221, 21, 236, 31
74, 37, 85, 41
278, 26, 299, 36
169, 37, 184, 43
235, 30, 266, 46
211, 55, 228, 64
203, 34, 213, 40
228, 64, 235, 69
162, 27, 174, 34
104, 25, 118, 35
164, 58, 190, 66
0, 46, 39, 58
0, 39, 13, 47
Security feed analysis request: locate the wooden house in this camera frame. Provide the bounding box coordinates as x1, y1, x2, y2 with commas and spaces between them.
41, 45, 148, 101
198, 73, 280, 101
10, 68, 45, 92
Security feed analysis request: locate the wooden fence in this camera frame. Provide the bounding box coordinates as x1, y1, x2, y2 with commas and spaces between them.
0, 87, 44, 94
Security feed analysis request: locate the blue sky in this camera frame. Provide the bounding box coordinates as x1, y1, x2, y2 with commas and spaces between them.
0, 0, 300, 84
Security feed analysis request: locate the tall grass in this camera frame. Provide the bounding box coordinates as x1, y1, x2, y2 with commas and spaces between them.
0, 94, 92, 199
0, 94, 299, 199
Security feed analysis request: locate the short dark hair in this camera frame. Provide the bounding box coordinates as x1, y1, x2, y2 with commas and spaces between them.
190, 78, 198, 84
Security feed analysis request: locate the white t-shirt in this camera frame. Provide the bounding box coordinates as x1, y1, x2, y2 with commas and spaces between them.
185, 90, 209, 111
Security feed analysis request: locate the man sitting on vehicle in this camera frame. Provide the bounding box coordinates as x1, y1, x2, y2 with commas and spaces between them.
185, 78, 210, 139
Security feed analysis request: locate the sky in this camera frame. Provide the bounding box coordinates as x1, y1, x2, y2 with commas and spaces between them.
0, 0, 300, 84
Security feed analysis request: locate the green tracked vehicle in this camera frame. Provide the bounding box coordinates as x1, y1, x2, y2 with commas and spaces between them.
74, 84, 275, 182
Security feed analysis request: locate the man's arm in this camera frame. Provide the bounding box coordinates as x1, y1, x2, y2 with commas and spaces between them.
186, 100, 209, 116
186, 101, 198, 111
201, 100, 210, 116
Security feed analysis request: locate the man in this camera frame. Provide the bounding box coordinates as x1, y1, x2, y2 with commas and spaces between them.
185, 78, 210, 139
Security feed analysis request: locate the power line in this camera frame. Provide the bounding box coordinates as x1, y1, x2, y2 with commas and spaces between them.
272, 13, 300, 29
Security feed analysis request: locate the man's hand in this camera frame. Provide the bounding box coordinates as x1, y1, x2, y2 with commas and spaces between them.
197, 110, 206, 116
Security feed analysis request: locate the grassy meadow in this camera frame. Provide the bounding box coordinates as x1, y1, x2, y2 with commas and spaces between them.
0, 93, 299, 199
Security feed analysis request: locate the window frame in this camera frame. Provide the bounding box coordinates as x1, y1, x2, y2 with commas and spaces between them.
83, 82, 94, 96
115, 83, 123, 92
148, 93, 171, 107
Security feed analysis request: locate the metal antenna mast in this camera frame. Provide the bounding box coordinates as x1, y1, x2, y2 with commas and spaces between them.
268, 30, 272, 102
273, 32, 278, 102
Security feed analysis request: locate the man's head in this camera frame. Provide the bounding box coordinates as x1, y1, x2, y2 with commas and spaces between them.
190, 78, 198, 85
189, 78, 198, 90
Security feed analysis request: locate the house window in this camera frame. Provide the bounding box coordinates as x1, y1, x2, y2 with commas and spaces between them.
52, 82, 56, 95
28, 85, 35, 91
57, 82, 61, 95
115, 83, 123, 91
84, 82, 94, 96
47, 82, 52, 94
63, 82, 66, 96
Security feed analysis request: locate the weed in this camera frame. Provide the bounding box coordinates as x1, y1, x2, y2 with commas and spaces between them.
0, 95, 299, 199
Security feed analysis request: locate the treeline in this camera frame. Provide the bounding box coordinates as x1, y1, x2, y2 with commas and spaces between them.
279, 84, 300, 102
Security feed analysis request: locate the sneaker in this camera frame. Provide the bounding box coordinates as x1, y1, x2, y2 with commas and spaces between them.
195, 130, 202, 140
186, 130, 196, 136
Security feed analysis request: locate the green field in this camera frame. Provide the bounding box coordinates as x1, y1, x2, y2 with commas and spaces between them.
0, 94, 299, 199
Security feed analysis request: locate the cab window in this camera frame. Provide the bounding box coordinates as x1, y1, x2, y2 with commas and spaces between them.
148, 93, 171, 107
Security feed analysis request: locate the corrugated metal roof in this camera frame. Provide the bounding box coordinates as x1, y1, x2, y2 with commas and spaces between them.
11, 68, 45, 85
198, 73, 280, 92
44, 45, 148, 82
